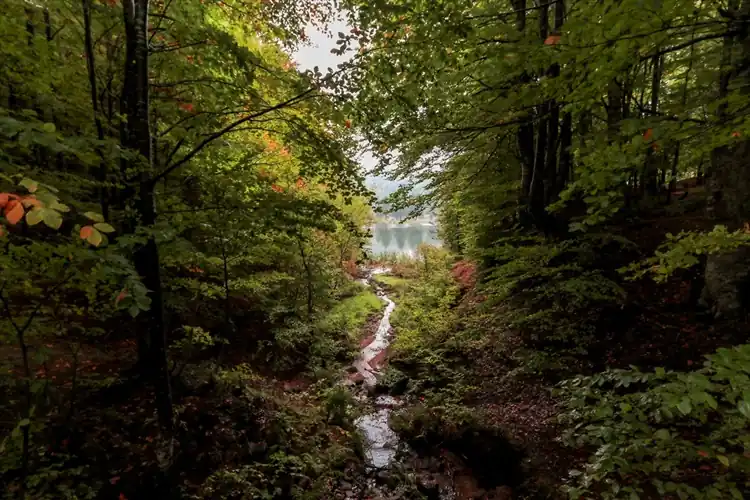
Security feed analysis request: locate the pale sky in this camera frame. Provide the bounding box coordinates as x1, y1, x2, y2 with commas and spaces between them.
292, 21, 401, 199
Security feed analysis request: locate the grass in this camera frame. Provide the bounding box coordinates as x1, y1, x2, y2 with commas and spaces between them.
317, 286, 384, 340
373, 274, 413, 297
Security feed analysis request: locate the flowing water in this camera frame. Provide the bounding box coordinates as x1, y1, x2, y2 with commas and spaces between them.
352, 268, 402, 470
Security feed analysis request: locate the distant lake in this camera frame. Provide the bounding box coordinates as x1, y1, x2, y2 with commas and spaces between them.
368, 223, 442, 256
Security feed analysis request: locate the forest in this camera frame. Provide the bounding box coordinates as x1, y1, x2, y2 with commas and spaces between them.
1, 0, 750, 499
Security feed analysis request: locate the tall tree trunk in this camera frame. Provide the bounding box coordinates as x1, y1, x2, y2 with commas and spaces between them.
528, 0, 549, 225
514, 0, 536, 223
122, 0, 173, 430
82, 0, 109, 218
643, 54, 663, 196
703, 0, 750, 317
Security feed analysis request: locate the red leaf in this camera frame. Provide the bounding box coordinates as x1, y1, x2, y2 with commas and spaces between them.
119, 494, 128, 500
296, 178, 306, 189
179, 103, 195, 113
115, 290, 128, 304
0, 193, 8, 208
80, 225, 94, 240
732, 131, 741, 138
110, 476, 121, 485
698, 450, 709, 457
271, 184, 284, 193
544, 34, 561, 45
345, 119, 352, 129
643, 128, 653, 141
4, 200, 24, 225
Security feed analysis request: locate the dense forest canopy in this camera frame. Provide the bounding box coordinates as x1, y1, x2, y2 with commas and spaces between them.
2, 0, 750, 499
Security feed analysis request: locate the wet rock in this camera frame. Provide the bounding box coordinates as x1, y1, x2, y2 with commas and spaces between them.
417, 473, 441, 499
375, 469, 398, 487
487, 486, 513, 500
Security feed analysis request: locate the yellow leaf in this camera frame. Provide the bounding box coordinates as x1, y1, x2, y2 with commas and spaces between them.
26, 208, 44, 226
86, 227, 103, 247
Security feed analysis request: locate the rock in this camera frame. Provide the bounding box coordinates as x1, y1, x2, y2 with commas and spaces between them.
702, 246, 750, 317
453, 473, 484, 499
376, 469, 396, 487
487, 486, 513, 500
347, 372, 365, 384
346, 365, 358, 374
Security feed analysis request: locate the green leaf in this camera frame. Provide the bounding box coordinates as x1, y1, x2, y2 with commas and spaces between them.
25, 208, 44, 226
94, 222, 115, 233
83, 211, 104, 223
41, 122, 56, 133
42, 209, 62, 230
19, 178, 38, 193
717, 455, 730, 467
653, 429, 670, 440
49, 200, 70, 212
677, 397, 692, 415
18, 418, 30, 427
738, 400, 750, 419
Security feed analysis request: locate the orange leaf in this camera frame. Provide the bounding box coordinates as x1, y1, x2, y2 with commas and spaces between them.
115, 290, 128, 304
345, 119, 352, 129
544, 35, 561, 45
643, 128, 653, 141
80, 225, 94, 240
4, 200, 24, 225
732, 131, 741, 138
0, 226, 5, 237
296, 178, 306, 189
271, 184, 284, 193
0, 193, 8, 208
119, 494, 128, 500
21, 196, 42, 208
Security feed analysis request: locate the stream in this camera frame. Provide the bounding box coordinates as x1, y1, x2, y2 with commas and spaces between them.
344, 269, 519, 500
352, 268, 401, 470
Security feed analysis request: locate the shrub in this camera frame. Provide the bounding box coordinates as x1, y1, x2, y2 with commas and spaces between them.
558, 344, 750, 499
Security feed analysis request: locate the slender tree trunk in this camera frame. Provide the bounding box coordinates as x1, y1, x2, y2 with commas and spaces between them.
528, 0, 549, 224
296, 235, 314, 320
82, 0, 109, 218
514, 0, 536, 222
643, 54, 662, 196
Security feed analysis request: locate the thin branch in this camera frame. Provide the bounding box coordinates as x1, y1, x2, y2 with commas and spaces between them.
151, 88, 316, 184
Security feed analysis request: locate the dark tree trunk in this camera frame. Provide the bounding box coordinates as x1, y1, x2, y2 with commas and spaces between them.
122, 0, 173, 430
82, 0, 109, 218
703, 0, 750, 317
514, 0, 536, 222
643, 54, 663, 196
528, 0, 549, 225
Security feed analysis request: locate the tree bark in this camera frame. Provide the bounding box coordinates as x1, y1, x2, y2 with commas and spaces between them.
122, 0, 173, 430
82, 0, 109, 218
528, 0, 549, 225
702, 0, 750, 317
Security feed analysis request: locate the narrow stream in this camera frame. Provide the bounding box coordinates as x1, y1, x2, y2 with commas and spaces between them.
352, 268, 402, 470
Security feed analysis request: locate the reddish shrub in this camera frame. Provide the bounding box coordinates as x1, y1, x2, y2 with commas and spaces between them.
451, 260, 477, 290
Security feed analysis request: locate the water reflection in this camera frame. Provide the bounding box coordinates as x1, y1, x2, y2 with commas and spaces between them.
369, 223, 441, 256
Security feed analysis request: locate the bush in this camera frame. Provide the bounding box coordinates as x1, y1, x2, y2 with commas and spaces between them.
558, 344, 750, 499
